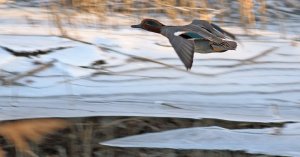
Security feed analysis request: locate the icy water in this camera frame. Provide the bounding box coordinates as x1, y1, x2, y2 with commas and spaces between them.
1, 116, 286, 157
1, 2, 300, 157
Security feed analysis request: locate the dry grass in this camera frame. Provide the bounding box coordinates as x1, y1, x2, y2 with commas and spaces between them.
0, 119, 69, 157
49, 0, 263, 23
0, 116, 285, 157
258, 0, 267, 25
239, 0, 255, 25
43, 0, 272, 37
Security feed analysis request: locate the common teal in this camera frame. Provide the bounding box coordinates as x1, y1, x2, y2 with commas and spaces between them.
131, 19, 237, 70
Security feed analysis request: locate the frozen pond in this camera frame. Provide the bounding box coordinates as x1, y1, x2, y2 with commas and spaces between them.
0, 2, 300, 156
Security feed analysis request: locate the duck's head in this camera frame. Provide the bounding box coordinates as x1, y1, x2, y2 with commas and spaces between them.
131, 19, 164, 33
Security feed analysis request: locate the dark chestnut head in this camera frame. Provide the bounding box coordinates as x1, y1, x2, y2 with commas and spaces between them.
131, 19, 164, 33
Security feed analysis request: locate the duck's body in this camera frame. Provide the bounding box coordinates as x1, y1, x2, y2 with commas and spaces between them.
131, 19, 237, 70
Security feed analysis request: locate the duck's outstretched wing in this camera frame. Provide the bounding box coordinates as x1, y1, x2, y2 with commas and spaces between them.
181, 20, 223, 44
161, 27, 195, 70
210, 23, 236, 40
188, 20, 237, 50
186, 20, 235, 41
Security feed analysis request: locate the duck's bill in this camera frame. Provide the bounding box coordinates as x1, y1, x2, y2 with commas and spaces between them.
131, 24, 141, 28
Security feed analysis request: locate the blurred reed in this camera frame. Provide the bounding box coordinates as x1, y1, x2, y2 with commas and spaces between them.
0, 119, 69, 157
55, 0, 263, 24
239, 0, 255, 25
39, 0, 282, 38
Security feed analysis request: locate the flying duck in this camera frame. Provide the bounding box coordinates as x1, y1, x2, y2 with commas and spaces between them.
131, 19, 237, 70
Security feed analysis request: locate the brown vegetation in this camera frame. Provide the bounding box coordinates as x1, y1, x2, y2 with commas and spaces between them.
0, 116, 285, 157
54, 0, 261, 24
0, 119, 69, 157
42, 0, 274, 37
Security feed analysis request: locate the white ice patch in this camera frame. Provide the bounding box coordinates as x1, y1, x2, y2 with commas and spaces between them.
54, 62, 95, 77
101, 123, 300, 157
39, 45, 105, 67
0, 35, 76, 52
0, 48, 16, 67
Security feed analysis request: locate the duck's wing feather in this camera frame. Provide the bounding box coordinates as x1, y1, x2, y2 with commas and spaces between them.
181, 20, 223, 44
210, 23, 236, 40
185, 20, 236, 41
161, 26, 195, 70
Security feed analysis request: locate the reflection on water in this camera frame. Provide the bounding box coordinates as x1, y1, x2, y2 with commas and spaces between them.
0, 119, 68, 157
0, 117, 286, 157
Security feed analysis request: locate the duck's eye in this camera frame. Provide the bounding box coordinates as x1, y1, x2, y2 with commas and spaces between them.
146, 21, 160, 27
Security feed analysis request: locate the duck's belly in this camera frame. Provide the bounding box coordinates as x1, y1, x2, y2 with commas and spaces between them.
194, 39, 236, 53
194, 39, 214, 54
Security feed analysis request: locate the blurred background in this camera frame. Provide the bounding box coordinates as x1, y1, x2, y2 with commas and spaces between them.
0, 0, 300, 157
